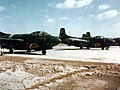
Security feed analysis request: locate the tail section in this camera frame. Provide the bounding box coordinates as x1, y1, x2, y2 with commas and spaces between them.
82, 32, 91, 38
59, 28, 68, 38
0, 31, 10, 38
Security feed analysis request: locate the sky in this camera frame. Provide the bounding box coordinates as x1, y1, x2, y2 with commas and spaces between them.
0, 0, 120, 37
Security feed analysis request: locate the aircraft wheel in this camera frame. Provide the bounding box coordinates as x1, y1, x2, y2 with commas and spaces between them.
42, 49, 46, 55
68, 44, 71, 46
87, 46, 90, 49
1, 51, 4, 56
80, 46, 83, 49
9, 48, 14, 54
101, 47, 104, 50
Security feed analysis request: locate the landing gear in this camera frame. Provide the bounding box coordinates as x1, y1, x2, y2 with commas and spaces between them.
41, 40, 47, 55
42, 49, 46, 55
87, 46, 90, 49
68, 44, 71, 46
1, 51, 4, 56
101, 47, 104, 50
80, 46, 83, 49
9, 48, 14, 54
0, 46, 4, 56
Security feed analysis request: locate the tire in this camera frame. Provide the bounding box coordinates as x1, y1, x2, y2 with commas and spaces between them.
68, 44, 71, 46
87, 46, 90, 49
1, 51, 4, 56
42, 49, 46, 55
101, 47, 104, 50
80, 46, 83, 49
9, 48, 14, 54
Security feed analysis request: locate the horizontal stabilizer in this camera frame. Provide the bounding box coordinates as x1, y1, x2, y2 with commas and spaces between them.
82, 32, 91, 38
0, 31, 10, 38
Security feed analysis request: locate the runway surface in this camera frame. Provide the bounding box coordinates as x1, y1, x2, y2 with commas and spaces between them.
1, 45, 120, 90
6, 45, 120, 64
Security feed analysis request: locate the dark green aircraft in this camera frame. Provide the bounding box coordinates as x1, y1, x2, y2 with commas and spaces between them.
59, 28, 115, 50
113, 38, 120, 46
0, 31, 60, 55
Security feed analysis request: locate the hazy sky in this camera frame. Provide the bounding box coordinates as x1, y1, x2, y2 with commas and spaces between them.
0, 0, 120, 37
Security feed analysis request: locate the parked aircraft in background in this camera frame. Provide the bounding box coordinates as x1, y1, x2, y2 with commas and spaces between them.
0, 31, 60, 55
59, 28, 115, 50
113, 38, 120, 46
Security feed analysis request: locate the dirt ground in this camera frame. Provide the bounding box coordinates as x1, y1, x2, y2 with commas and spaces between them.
0, 55, 120, 90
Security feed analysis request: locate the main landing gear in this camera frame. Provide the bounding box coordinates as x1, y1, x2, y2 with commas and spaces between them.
9, 48, 14, 54
0, 51, 4, 56
42, 49, 46, 55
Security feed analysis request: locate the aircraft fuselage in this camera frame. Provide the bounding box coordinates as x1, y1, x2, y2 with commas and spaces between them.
0, 31, 60, 55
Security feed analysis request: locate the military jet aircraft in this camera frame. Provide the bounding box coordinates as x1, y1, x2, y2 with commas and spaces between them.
113, 38, 120, 46
0, 31, 60, 55
59, 28, 115, 50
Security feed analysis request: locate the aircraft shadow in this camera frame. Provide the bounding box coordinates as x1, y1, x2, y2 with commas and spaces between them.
54, 48, 88, 51
54, 48, 81, 51
54, 48, 103, 51
3, 51, 43, 55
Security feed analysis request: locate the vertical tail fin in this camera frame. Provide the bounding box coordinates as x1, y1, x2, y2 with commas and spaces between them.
86, 32, 91, 37
0, 31, 10, 38
82, 32, 91, 38
59, 28, 68, 38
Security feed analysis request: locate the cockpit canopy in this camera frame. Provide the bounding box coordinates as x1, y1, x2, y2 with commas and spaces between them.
30, 31, 50, 37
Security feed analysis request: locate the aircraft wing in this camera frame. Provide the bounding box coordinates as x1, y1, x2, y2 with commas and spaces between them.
0, 38, 24, 48
69, 38, 88, 42
0, 38, 24, 42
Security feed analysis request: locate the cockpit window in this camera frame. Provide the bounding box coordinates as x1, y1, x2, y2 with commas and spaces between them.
30, 31, 42, 36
